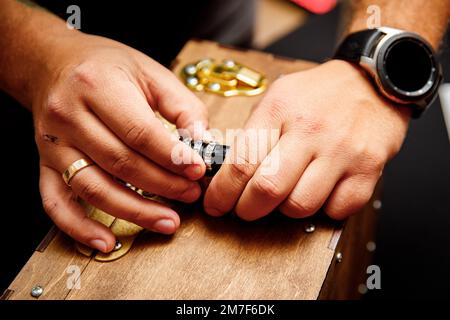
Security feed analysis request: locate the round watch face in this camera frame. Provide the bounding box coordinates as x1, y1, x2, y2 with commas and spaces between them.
377, 35, 438, 101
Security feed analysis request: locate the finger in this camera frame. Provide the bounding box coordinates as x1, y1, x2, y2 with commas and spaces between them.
203, 97, 283, 216
69, 110, 201, 203
39, 165, 116, 252
142, 64, 209, 135
324, 174, 379, 220
203, 127, 279, 216
47, 146, 180, 234
279, 158, 343, 218
233, 133, 313, 221
83, 74, 206, 180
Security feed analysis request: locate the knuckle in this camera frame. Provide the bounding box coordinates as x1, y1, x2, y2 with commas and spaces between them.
228, 143, 258, 182
109, 151, 137, 179
303, 117, 324, 135
353, 145, 387, 174
229, 160, 255, 184
291, 114, 325, 136
45, 94, 71, 122
124, 121, 150, 150
283, 197, 318, 218
332, 131, 353, 155
327, 189, 372, 220
79, 181, 106, 204
70, 62, 100, 89
325, 204, 348, 220
264, 97, 288, 122
128, 207, 147, 225
252, 175, 283, 200
160, 181, 187, 199
365, 150, 386, 171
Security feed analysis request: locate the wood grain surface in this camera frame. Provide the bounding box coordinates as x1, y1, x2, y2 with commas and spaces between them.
5, 40, 377, 300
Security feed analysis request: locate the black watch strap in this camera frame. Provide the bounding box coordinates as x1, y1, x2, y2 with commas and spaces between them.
334, 29, 385, 62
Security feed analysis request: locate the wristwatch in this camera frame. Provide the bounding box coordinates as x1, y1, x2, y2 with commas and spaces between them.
334, 27, 443, 118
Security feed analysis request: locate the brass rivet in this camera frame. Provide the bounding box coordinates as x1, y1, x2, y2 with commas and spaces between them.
336, 252, 343, 263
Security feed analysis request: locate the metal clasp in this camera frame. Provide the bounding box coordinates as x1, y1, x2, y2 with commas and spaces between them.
181, 58, 268, 97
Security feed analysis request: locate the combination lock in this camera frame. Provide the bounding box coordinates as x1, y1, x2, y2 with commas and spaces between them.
179, 135, 230, 177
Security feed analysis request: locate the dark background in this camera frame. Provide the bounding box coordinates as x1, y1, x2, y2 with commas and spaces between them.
1, 2, 449, 299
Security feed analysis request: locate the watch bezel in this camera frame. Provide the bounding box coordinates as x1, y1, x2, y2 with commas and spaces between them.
375, 32, 440, 103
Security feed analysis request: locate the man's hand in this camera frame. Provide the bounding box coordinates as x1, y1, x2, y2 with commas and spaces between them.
33, 33, 208, 252
204, 60, 410, 220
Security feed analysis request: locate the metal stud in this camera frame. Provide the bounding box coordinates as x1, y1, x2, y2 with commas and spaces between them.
186, 76, 199, 87
114, 241, 122, 251
304, 223, 316, 233
223, 59, 236, 69
335, 252, 343, 263
183, 64, 197, 76
358, 283, 368, 295
208, 82, 221, 92
30, 285, 43, 298
366, 241, 376, 252
372, 200, 382, 210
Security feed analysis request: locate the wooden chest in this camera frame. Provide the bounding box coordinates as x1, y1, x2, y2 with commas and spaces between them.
2, 40, 379, 300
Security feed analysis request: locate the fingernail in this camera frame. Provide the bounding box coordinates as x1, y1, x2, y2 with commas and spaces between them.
205, 207, 222, 216
180, 185, 201, 202
184, 164, 203, 180
153, 219, 176, 234
90, 239, 107, 252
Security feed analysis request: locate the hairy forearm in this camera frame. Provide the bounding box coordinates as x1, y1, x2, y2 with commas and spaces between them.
346, 0, 450, 49
0, 0, 78, 108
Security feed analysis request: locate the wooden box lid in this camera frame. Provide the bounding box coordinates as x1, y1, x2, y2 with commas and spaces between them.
3, 40, 378, 300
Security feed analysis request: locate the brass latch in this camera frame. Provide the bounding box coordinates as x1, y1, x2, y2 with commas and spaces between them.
76, 190, 167, 262
75, 205, 144, 262
181, 59, 267, 97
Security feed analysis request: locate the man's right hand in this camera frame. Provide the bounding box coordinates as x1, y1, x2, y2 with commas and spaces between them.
33, 32, 208, 253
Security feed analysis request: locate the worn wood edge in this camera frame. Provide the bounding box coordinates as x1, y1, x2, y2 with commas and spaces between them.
318, 223, 350, 299
328, 228, 343, 250
36, 225, 58, 252
317, 182, 382, 300
7, 231, 94, 300
0, 289, 14, 300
